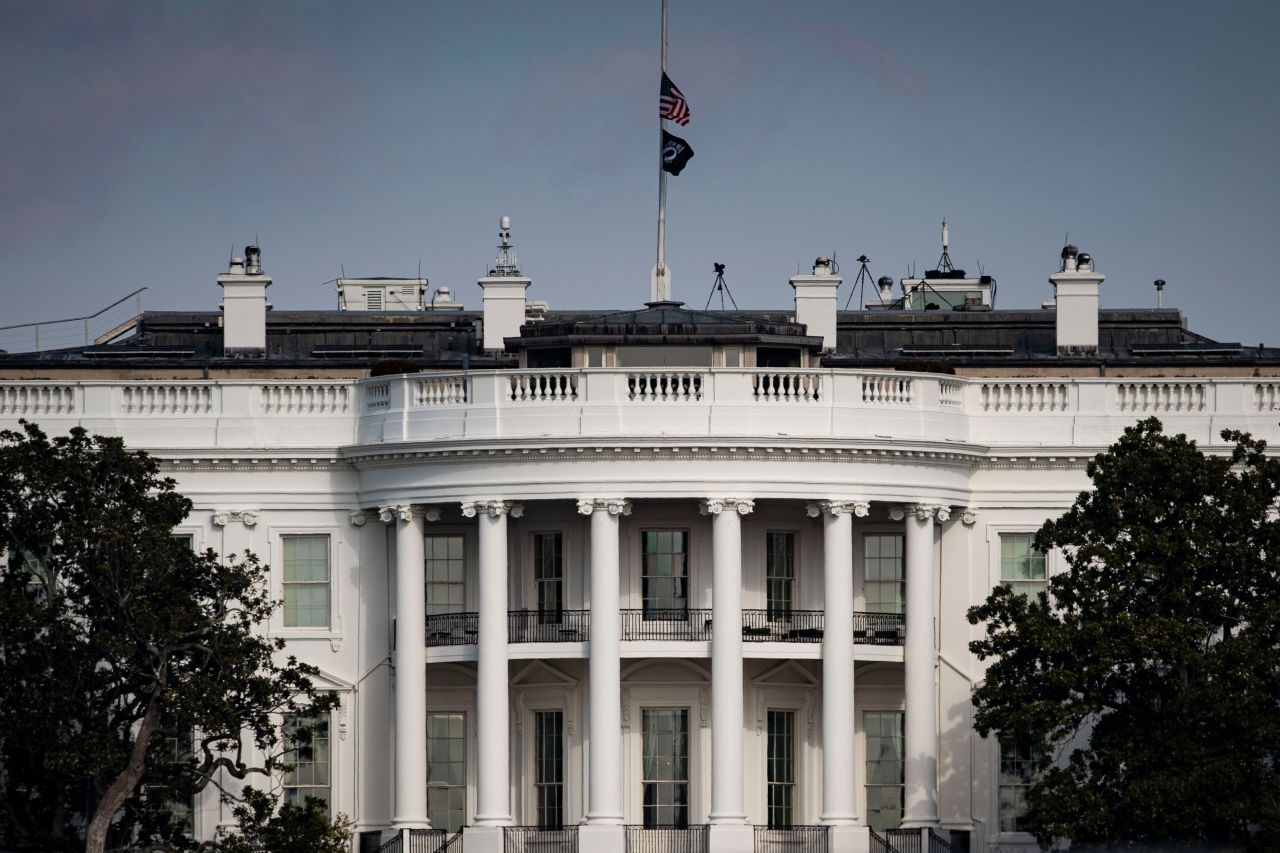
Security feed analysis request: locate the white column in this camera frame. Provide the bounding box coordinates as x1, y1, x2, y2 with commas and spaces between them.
701, 498, 753, 852
463, 499, 522, 831
578, 499, 630, 853
380, 504, 434, 830
807, 500, 869, 827
893, 503, 948, 828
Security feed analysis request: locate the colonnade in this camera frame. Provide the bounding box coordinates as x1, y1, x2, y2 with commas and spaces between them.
380, 497, 952, 853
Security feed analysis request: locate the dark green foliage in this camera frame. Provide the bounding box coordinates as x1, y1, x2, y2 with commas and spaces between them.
0, 422, 338, 853
218, 788, 351, 853
968, 418, 1280, 849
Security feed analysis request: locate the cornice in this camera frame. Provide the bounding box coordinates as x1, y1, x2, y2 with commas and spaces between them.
342, 441, 983, 470
157, 455, 352, 473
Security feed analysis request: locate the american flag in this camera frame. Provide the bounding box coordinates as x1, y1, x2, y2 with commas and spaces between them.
660, 72, 691, 126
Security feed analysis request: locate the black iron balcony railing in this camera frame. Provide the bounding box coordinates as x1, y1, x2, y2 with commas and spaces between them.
885, 828, 922, 853
742, 609, 825, 642
869, 829, 894, 853
753, 825, 830, 853
424, 612, 479, 646
376, 828, 450, 853
504, 825, 578, 853
854, 612, 906, 645
508, 609, 590, 643
624, 825, 710, 853
422, 610, 904, 647
620, 608, 714, 641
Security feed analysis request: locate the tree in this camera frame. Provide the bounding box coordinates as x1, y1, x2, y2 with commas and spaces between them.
968, 418, 1280, 849
0, 423, 338, 853
218, 788, 351, 853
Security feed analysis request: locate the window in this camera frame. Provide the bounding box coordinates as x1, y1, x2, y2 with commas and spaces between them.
145, 721, 194, 833
283, 714, 331, 815
534, 533, 563, 623
1000, 534, 1047, 599
865, 711, 904, 832
282, 535, 330, 628
587, 347, 605, 368
427, 712, 466, 832
865, 535, 905, 614
642, 531, 688, 619
642, 708, 689, 828
425, 535, 466, 615
766, 710, 795, 828
723, 346, 742, 368
766, 532, 795, 620
999, 737, 1041, 833
18, 549, 50, 596
534, 711, 565, 830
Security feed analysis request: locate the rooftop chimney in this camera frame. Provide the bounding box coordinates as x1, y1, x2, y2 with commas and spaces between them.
790, 256, 842, 351
1049, 244, 1104, 355
478, 216, 531, 351
218, 245, 272, 357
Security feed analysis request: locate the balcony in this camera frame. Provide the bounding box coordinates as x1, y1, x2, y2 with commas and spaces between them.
420, 610, 906, 647
624, 825, 709, 853
754, 826, 829, 853
504, 826, 578, 853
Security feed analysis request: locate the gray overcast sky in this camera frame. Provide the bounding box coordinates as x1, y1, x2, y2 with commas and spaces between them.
2, 1, 1278, 347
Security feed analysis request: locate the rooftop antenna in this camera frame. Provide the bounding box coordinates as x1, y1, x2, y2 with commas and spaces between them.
490, 215, 520, 276
935, 217, 955, 273
704, 262, 739, 310
340, 264, 347, 279
1154, 279, 1166, 309
844, 254, 875, 309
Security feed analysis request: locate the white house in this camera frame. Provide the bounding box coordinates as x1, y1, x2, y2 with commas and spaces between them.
3, 229, 1277, 853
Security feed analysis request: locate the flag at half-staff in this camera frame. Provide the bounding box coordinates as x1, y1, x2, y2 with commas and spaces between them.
661, 130, 694, 175
660, 72, 691, 125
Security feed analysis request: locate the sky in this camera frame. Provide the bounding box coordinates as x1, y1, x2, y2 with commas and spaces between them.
2, 1, 1279, 349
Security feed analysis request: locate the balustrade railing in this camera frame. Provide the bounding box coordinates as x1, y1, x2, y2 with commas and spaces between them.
503, 826, 578, 853
1115, 381, 1205, 412
508, 609, 590, 643
416, 376, 469, 406
862, 375, 912, 405
0, 384, 75, 415
741, 609, 825, 642
624, 826, 709, 853
753, 371, 822, 402
620, 609, 713, 641
979, 381, 1069, 412
855, 612, 906, 645
753, 826, 829, 853
365, 380, 391, 411
627, 371, 704, 401
260, 383, 350, 414
424, 612, 478, 646
509, 372, 577, 402
122, 384, 212, 415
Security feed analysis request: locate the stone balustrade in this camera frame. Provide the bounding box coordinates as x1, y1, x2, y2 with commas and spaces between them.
3, 370, 1280, 450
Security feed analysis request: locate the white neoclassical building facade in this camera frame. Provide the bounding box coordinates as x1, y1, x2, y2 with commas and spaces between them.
3, 237, 1278, 853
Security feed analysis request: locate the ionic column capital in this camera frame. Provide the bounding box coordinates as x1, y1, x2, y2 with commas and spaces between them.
699, 498, 755, 516
576, 498, 633, 517
212, 509, 258, 527
461, 499, 524, 519
806, 499, 870, 519
890, 503, 949, 522
378, 504, 442, 524
961, 508, 978, 526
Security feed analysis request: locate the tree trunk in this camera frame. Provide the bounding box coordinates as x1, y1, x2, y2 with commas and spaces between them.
84, 699, 162, 853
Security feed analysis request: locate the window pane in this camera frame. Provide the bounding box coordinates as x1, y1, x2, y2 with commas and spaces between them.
865, 711, 904, 832
865, 535, 905, 615
767, 710, 795, 828
999, 737, 1041, 833
427, 712, 466, 832
1000, 534, 1047, 598
426, 535, 466, 616
283, 713, 331, 817
283, 535, 330, 628
534, 710, 564, 829
642, 708, 689, 828
642, 531, 688, 617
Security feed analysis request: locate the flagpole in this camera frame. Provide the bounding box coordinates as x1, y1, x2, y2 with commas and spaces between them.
654, 0, 669, 302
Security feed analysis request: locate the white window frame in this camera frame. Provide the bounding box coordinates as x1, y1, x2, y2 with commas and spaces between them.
268, 526, 342, 640
426, 689, 478, 833
754, 686, 812, 828
281, 710, 334, 816
862, 708, 906, 833
763, 529, 800, 619
861, 532, 906, 615
987, 524, 1055, 601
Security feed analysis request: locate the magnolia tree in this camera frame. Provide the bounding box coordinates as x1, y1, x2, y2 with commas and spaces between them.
969, 418, 1280, 849
0, 423, 340, 853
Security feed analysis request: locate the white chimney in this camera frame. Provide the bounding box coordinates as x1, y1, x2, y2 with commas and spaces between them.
1049, 245, 1104, 355
790, 256, 842, 350
478, 216, 531, 351
218, 245, 272, 356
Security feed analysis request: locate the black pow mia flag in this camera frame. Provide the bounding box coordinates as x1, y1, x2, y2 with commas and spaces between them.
661, 130, 694, 176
